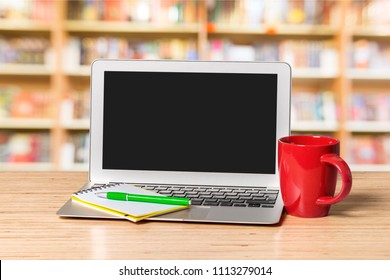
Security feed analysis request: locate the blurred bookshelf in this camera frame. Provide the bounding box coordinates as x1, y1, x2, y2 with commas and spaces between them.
1, 0, 390, 171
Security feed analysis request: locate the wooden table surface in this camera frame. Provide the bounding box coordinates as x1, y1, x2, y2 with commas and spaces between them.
0, 172, 389, 260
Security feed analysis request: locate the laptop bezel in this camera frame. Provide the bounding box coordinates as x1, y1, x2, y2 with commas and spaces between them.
89, 59, 291, 187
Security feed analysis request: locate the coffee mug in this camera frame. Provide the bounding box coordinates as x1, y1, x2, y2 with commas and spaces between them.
278, 135, 352, 218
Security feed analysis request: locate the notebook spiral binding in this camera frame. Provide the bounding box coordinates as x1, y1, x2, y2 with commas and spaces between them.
74, 183, 124, 195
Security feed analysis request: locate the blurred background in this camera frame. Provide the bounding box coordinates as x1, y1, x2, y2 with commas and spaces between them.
1, 0, 390, 172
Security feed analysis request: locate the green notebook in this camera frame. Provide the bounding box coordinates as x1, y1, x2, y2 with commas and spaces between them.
72, 183, 189, 222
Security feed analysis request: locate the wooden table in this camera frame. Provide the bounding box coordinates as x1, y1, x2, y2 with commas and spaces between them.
0, 172, 389, 260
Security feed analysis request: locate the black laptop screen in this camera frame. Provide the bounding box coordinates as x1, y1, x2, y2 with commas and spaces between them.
102, 71, 277, 174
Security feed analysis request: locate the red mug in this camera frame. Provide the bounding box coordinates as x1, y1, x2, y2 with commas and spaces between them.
278, 135, 352, 218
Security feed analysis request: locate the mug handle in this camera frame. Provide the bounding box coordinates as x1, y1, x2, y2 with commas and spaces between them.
316, 154, 352, 205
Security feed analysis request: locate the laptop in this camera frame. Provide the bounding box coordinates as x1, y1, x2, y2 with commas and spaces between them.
57, 59, 291, 225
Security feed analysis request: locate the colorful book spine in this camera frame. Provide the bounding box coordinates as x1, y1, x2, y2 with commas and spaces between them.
66, 36, 198, 65
352, 40, 390, 69
291, 91, 338, 122
60, 132, 89, 169
0, 37, 51, 65
0, 86, 52, 119
350, 93, 390, 121
0, 0, 54, 21
348, 135, 390, 165
61, 90, 90, 122
207, 0, 335, 26
351, 0, 390, 26
0, 132, 50, 163
66, 0, 199, 23
206, 39, 337, 70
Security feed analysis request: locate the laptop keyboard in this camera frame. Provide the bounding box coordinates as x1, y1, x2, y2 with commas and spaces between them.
136, 185, 279, 208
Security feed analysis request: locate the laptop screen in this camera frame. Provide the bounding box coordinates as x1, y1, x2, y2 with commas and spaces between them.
102, 71, 277, 174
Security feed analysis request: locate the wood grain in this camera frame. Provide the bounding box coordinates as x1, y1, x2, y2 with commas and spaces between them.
0, 172, 389, 260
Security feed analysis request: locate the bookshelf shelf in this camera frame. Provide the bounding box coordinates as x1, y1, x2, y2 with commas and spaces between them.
353, 26, 390, 38
292, 121, 339, 132
62, 119, 90, 130
64, 66, 91, 77
292, 68, 339, 79
0, 20, 52, 32
347, 69, 390, 80
0, 64, 53, 76
66, 20, 200, 35
345, 121, 390, 133
209, 24, 338, 37
0, 119, 55, 130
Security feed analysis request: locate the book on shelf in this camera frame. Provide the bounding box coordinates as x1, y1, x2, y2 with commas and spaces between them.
350, 0, 390, 26
206, 0, 336, 26
0, 37, 51, 65
30, 0, 55, 21
351, 40, 390, 70
60, 132, 89, 169
66, 36, 198, 65
66, 0, 199, 24
348, 135, 390, 165
61, 90, 90, 123
279, 40, 337, 70
350, 93, 390, 122
0, 0, 54, 21
206, 39, 338, 71
254, 41, 279, 62
0, 132, 50, 164
103, 0, 127, 21
227, 44, 256, 61
0, 86, 52, 119
291, 91, 338, 123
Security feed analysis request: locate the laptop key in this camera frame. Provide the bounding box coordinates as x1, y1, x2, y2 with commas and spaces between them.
262, 205, 275, 208
186, 194, 200, 198
199, 192, 212, 195
172, 191, 185, 195
190, 199, 204, 205
261, 200, 277, 204
186, 191, 199, 196
198, 194, 213, 199
246, 190, 260, 194
220, 202, 233, 207
225, 195, 239, 199
231, 199, 245, 203
204, 198, 218, 202
203, 201, 219, 206
158, 190, 173, 195
239, 195, 252, 200
265, 194, 278, 200
173, 193, 187, 198
252, 198, 267, 202
233, 203, 247, 207
248, 203, 261, 207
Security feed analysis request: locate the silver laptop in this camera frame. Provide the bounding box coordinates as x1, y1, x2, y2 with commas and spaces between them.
57, 59, 291, 224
